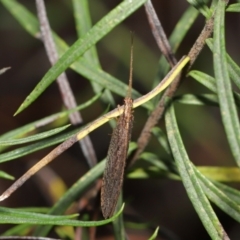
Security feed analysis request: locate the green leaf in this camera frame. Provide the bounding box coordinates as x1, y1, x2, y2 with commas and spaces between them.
72, 0, 114, 105
0, 92, 101, 152
2, 224, 32, 236
139, 151, 178, 179
226, 3, 240, 12
0, 204, 124, 227
127, 166, 180, 180
188, 70, 240, 107
188, 70, 216, 92
140, 152, 170, 171
0, 206, 77, 220
213, 0, 240, 167
206, 38, 240, 90
198, 167, 240, 182
148, 227, 159, 240
0, 125, 70, 146
174, 94, 219, 106
151, 127, 171, 155
34, 159, 106, 235
13, 0, 148, 115
113, 193, 126, 240
0, 128, 82, 163
186, 0, 211, 18
0, 171, 14, 180
165, 103, 228, 239
194, 167, 240, 224
0, 0, 150, 110
35, 142, 137, 236
213, 181, 240, 205
169, 6, 198, 53
72, 0, 100, 65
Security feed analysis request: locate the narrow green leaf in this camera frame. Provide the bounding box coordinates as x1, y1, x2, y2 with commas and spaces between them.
168, 6, 199, 53
165, 103, 228, 239
198, 167, 240, 182
130, 155, 240, 182
0, 206, 77, 220
0, 128, 82, 163
140, 152, 170, 172
113, 193, 126, 240
14, 207, 50, 213
72, 0, 99, 65
148, 227, 159, 240
14, 0, 148, 115
133, 152, 240, 224
2, 224, 31, 236
213, 0, 240, 166
0, 92, 101, 153
0, 171, 14, 180
186, 0, 211, 18
188, 70, 240, 107
194, 167, 240, 223
188, 70, 216, 92
151, 127, 171, 155
174, 94, 219, 106
213, 181, 240, 205
127, 166, 180, 180
226, 3, 240, 12
0, 0, 39, 35
0, 204, 124, 227
206, 38, 240, 90
34, 159, 105, 235
72, 0, 114, 105
0, 125, 70, 146
0, 0, 149, 110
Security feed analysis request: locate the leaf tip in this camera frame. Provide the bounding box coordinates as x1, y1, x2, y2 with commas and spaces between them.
14, 103, 26, 116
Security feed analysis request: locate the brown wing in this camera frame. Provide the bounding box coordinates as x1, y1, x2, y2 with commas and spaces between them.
101, 98, 133, 218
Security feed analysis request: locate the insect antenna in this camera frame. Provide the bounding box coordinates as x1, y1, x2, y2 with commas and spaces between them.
127, 33, 134, 98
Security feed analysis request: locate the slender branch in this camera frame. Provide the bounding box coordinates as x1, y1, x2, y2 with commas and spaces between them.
0, 56, 189, 201
35, 0, 97, 168
144, 0, 177, 67
187, 15, 214, 69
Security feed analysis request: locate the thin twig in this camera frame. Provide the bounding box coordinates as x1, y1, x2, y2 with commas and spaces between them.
144, 0, 177, 67
130, 1, 227, 165
0, 56, 189, 201
35, 0, 97, 168
187, 15, 214, 69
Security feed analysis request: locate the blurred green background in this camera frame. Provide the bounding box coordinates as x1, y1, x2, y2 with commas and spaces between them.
0, 0, 240, 239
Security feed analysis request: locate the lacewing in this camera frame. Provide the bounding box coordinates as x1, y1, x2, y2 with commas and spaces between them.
101, 39, 134, 219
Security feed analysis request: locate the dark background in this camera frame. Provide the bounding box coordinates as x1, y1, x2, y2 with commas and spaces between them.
0, 0, 240, 239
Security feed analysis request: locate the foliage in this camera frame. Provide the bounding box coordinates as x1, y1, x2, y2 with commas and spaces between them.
0, 0, 240, 239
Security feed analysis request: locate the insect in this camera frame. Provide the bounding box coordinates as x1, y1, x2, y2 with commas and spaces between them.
101, 38, 134, 219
